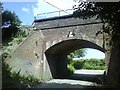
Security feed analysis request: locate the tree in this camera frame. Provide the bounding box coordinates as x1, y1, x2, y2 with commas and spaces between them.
73, 1, 120, 87
74, 49, 86, 58
0, 2, 3, 45
2, 10, 21, 28
2, 10, 22, 42
0, 2, 3, 13
67, 49, 86, 63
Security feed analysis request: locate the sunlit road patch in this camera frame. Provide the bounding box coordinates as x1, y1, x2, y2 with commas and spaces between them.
74, 70, 105, 75
37, 79, 98, 88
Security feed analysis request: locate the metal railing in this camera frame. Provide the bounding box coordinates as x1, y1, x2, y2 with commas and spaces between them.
35, 8, 74, 20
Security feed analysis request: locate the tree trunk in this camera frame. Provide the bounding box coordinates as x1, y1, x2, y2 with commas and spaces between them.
105, 33, 120, 88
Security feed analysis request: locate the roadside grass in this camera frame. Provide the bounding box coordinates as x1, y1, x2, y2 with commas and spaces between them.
2, 62, 41, 88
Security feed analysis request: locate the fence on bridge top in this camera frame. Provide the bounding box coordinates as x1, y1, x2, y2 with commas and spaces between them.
34, 8, 74, 20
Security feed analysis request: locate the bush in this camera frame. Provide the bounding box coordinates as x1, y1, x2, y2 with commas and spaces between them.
2, 27, 19, 42
16, 29, 28, 38
83, 59, 105, 70
72, 60, 85, 69
83, 63, 94, 69
2, 62, 39, 88
67, 64, 75, 75
68, 58, 105, 70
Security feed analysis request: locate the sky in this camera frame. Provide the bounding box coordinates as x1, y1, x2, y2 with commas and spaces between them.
2, 0, 105, 59
2, 0, 76, 25
74, 48, 105, 60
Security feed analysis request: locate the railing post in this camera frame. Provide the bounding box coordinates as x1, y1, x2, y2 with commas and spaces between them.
59, 11, 60, 16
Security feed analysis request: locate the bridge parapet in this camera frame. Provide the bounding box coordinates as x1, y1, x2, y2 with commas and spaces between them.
34, 15, 102, 30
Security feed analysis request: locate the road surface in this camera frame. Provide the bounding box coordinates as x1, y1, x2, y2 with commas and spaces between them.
34, 70, 104, 88
75, 69, 105, 75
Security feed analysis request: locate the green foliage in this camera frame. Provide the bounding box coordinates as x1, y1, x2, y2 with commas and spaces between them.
67, 49, 86, 64
73, 2, 120, 42
67, 49, 105, 70
2, 27, 29, 57
74, 49, 86, 58
2, 10, 21, 27
72, 60, 85, 69
10, 71, 39, 83
2, 62, 12, 79
2, 62, 40, 88
67, 52, 74, 64
2, 50, 40, 88
67, 64, 75, 75
16, 28, 28, 37
3, 62, 39, 82
71, 58, 105, 70
2, 52, 9, 61
2, 9, 22, 42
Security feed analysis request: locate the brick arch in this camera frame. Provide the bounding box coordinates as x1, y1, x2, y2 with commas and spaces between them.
45, 39, 105, 78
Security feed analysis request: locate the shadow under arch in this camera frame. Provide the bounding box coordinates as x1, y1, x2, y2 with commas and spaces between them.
45, 39, 105, 79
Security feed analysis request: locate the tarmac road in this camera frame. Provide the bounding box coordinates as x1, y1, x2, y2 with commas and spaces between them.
35, 70, 104, 88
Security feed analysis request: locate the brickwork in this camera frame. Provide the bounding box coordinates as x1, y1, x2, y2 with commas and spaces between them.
5, 15, 104, 81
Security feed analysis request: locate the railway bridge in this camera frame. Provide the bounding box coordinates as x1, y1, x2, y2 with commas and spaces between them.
5, 15, 106, 81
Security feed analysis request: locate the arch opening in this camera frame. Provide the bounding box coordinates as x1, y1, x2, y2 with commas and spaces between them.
45, 39, 105, 79
67, 48, 105, 83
